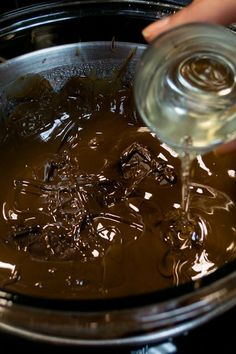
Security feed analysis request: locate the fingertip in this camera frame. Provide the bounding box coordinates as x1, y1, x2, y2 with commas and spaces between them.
142, 17, 170, 42
141, 29, 153, 42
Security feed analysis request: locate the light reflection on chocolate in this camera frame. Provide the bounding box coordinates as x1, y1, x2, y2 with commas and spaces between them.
0, 72, 235, 299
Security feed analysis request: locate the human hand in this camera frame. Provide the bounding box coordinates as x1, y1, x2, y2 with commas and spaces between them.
142, 0, 236, 43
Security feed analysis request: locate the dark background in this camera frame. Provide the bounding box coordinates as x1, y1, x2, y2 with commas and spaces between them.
0, 0, 192, 14
1, 309, 236, 353
0, 1, 235, 353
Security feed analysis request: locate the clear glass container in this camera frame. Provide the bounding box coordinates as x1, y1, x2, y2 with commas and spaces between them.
134, 23, 236, 156
0, 1, 236, 349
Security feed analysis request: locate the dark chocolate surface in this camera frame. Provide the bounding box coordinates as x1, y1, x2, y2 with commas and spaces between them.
0, 69, 235, 300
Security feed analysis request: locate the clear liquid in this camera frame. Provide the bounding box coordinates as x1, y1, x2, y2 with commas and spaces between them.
139, 53, 236, 231
180, 152, 192, 214
140, 53, 236, 155
133, 23, 236, 286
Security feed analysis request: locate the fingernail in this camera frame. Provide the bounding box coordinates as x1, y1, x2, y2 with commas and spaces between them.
142, 17, 170, 39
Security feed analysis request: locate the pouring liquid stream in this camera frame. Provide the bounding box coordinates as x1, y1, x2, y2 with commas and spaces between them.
134, 24, 236, 265
176, 54, 236, 219
163, 52, 236, 242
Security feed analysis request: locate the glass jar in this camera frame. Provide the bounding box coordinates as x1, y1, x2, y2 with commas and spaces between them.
134, 23, 236, 156
0, 1, 236, 349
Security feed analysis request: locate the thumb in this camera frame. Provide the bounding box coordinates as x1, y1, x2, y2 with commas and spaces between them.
142, 0, 236, 43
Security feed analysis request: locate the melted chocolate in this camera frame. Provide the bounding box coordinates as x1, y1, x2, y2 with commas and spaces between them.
0, 72, 235, 299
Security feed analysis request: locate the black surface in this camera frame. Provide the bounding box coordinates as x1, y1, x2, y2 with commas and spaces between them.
0, 0, 191, 13
0, 305, 235, 353
0, 0, 192, 14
